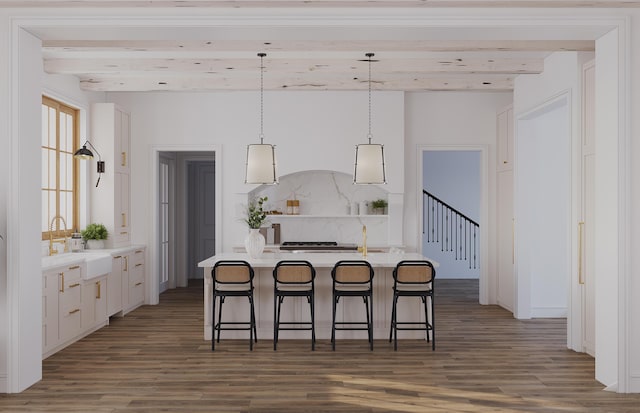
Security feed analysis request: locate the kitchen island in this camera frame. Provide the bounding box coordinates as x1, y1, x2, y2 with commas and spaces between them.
198, 252, 438, 342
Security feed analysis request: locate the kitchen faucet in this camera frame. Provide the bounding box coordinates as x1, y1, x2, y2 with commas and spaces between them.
49, 215, 68, 256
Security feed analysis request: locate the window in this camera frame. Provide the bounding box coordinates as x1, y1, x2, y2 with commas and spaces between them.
42, 96, 79, 239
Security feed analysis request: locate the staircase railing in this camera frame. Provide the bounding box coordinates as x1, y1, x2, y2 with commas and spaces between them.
423, 189, 479, 269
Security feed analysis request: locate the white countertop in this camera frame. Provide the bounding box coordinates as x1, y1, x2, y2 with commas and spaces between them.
198, 252, 438, 269
41, 244, 146, 272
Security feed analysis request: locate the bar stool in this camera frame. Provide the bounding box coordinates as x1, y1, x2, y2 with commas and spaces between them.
389, 260, 436, 351
272, 260, 316, 351
211, 260, 257, 351
331, 260, 374, 351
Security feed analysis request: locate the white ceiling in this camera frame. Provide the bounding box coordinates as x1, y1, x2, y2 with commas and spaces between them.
8, 1, 618, 92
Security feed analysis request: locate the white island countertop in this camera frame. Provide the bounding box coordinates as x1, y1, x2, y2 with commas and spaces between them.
198, 252, 438, 269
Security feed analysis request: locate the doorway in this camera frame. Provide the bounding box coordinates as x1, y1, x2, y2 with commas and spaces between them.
156, 150, 216, 293
418, 145, 489, 304
422, 150, 481, 280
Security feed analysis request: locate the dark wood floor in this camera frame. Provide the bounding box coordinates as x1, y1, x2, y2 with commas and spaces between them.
2, 279, 639, 412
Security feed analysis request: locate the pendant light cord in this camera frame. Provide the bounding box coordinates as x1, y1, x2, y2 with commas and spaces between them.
366, 52, 374, 144
259, 52, 266, 144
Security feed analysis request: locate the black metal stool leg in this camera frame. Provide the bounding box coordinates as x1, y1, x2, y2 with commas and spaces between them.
216, 295, 224, 343
273, 292, 278, 350
211, 294, 217, 351
331, 294, 338, 351
393, 295, 399, 351
369, 293, 374, 351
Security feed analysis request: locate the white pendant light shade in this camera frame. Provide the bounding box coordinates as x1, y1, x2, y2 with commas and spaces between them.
354, 143, 386, 184
354, 52, 387, 185
245, 143, 278, 184
245, 52, 278, 185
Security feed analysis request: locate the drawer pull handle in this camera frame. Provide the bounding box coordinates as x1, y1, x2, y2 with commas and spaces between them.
69, 283, 80, 288
69, 309, 80, 315
135, 282, 142, 286
135, 263, 143, 267
69, 265, 80, 270
96, 280, 101, 299
122, 213, 126, 227
122, 151, 126, 167
120, 232, 128, 235
114, 255, 122, 259
59, 273, 64, 292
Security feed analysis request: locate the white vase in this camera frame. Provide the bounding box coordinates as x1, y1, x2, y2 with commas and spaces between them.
86, 239, 105, 250
244, 229, 265, 259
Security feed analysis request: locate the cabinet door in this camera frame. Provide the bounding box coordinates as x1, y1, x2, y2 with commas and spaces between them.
95, 278, 107, 324
121, 253, 131, 311
43, 271, 61, 353
114, 108, 131, 174
108, 256, 123, 316
120, 110, 130, 174
130, 256, 145, 308
81, 280, 96, 330
113, 173, 131, 245
81, 277, 108, 329
59, 266, 82, 342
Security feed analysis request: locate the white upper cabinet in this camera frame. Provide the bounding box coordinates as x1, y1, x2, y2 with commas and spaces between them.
90, 103, 132, 248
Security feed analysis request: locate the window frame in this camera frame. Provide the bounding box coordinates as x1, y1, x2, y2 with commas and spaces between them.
41, 95, 80, 240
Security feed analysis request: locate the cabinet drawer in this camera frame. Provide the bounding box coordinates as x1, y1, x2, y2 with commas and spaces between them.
131, 262, 144, 284
132, 249, 145, 265
130, 280, 144, 307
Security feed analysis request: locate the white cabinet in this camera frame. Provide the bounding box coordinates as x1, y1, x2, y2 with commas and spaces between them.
497, 105, 514, 171
42, 271, 60, 354
42, 264, 83, 357
123, 248, 145, 314
81, 275, 108, 331
91, 103, 131, 248
107, 255, 124, 317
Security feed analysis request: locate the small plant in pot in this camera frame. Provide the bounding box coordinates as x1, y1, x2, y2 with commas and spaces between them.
371, 199, 388, 214
81, 223, 108, 249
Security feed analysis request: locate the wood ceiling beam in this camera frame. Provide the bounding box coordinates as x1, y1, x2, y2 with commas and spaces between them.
78, 73, 514, 92
45, 57, 543, 75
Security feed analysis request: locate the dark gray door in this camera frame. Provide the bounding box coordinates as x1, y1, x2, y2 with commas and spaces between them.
188, 161, 215, 279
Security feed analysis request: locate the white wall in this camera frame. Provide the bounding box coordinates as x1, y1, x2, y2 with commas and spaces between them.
405, 92, 513, 300
422, 150, 481, 279
107, 91, 404, 254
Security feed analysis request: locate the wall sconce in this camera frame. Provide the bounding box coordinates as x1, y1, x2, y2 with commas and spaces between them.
74, 140, 105, 187
354, 52, 387, 185
245, 52, 278, 185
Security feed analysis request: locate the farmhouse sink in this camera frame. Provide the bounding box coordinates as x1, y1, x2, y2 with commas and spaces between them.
41, 252, 113, 280
80, 252, 113, 280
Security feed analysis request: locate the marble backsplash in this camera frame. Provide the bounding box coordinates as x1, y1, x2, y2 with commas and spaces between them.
249, 170, 389, 245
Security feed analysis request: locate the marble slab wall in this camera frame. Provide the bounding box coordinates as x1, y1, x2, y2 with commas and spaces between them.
249, 170, 390, 245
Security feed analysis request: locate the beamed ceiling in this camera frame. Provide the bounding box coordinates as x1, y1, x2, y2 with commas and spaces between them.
3, 0, 623, 92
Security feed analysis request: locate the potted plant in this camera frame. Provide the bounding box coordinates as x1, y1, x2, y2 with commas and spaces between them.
81, 223, 108, 249
243, 196, 268, 258
371, 199, 388, 214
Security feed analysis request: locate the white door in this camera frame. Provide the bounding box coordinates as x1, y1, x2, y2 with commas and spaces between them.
497, 170, 514, 312
580, 60, 596, 357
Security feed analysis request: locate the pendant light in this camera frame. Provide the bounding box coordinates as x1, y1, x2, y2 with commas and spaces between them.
245, 52, 278, 185
74, 140, 105, 187
354, 52, 386, 185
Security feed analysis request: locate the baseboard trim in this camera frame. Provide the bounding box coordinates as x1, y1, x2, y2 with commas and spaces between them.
531, 307, 567, 318
0, 374, 7, 393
